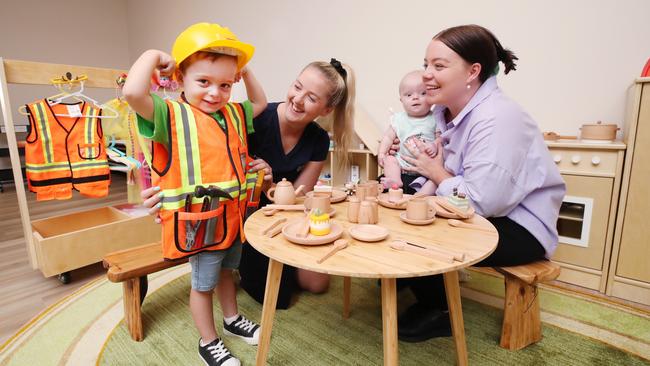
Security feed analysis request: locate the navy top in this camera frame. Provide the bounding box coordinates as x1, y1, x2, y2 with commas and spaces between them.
240, 102, 330, 309
248, 102, 330, 187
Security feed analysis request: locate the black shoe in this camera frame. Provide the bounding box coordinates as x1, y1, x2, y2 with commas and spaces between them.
223, 314, 260, 345
198, 338, 240, 366
398, 306, 451, 342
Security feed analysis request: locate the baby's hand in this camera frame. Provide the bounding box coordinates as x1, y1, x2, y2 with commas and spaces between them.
423, 142, 437, 158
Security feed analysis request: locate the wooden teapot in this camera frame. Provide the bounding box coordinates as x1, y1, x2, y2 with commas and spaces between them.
266, 178, 305, 205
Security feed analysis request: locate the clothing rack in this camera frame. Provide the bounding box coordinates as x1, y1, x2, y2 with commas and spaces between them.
0, 58, 131, 271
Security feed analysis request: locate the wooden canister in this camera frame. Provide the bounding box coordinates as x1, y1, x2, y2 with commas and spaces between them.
348, 196, 360, 223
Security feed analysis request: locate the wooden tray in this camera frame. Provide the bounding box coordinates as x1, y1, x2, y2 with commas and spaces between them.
377, 193, 412, 209
348, 224, 390, 242
430, 196, 475, 219
304, 189, 348, 203
399, 212, 435, 225
282, 219, 343, 245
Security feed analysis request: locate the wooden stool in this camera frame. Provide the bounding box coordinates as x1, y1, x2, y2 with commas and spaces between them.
103, 242, 187, 341
495, 260, 561, 350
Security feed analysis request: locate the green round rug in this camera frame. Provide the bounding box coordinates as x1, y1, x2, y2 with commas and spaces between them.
2, 264, 649, 365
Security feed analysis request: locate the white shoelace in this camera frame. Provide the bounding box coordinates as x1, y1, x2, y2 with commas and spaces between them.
207, 340, 231, 362
234, 316, 257, 333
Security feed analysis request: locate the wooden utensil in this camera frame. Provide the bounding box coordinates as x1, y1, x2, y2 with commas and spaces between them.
266, 223, 287, 238
316, 239, 348, 264
262, 204, 306, 211
447, 218, 496, 233
296, 216, 311, 238
261, 217, 287, 236
543, 131, 578, 141
401, 239, 466, 261
389, 240, 454, 263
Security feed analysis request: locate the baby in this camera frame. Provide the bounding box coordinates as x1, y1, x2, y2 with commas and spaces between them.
378, 70, 437, 194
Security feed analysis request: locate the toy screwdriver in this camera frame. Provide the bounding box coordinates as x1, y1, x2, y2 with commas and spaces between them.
246, 169, 265, 218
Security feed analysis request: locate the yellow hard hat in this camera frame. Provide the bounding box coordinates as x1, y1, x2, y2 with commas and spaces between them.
172, 23, 254, 70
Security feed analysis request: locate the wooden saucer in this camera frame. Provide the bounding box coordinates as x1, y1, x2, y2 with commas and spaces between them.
429, 196, 475, 219
377, 193, 412, 209
304, 189, 348, 203
282, 219, 343, 246
399, 212, 435, 225
348, 224, 390, 242
303, 207, 337, 217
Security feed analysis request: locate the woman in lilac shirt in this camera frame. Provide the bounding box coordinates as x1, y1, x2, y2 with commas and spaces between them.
395, 24, 566, 342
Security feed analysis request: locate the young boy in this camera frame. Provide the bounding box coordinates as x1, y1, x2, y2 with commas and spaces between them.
378, 70, 438, 194
123, 23, 267, 366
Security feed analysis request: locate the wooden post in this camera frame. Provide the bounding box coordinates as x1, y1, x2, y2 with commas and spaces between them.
444, 270, 468, 366
123, 277, 143, 341
380, 278, 398, 366
256, 258, 283, 366
342, 276, 351, 319
500, 273, 542, 350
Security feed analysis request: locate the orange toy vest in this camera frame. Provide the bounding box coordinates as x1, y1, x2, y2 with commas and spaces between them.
24, 100, 111, 201
152, 100, 257, 260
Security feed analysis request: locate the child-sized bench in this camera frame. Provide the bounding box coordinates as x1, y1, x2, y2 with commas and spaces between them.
103, 242, 188, 341
495, 260, 561, 350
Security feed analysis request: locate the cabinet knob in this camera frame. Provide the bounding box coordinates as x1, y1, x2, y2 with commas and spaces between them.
553, 154, 562, 163
571, 155, 581, 164
591, 156, 601, 165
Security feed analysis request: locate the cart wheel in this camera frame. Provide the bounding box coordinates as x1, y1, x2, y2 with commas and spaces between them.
58, 272, 71, 284
139, 276, 148, 304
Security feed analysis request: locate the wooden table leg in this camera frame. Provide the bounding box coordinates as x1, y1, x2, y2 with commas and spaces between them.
256, 258, 284, 366
123, 277, 143, 341
443, 270, 468, 366
380, 277, 398, 366
342, 276, 351, 319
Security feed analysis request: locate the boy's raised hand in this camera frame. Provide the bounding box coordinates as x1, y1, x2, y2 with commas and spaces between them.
156, 52, 176, 78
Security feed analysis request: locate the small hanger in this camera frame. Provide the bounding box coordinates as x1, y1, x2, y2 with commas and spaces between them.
18, 72, 119, 119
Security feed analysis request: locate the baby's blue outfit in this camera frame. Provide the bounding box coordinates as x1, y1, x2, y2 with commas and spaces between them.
391, 111, 437, 169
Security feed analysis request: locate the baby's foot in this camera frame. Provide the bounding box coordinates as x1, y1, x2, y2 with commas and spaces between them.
380, 177, 402, 190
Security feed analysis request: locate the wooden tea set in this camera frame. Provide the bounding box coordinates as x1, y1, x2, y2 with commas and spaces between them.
258, 179, 492, 264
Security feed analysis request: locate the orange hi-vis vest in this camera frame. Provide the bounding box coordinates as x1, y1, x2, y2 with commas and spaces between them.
152, 100, 258, 260
24, 100, 111, 201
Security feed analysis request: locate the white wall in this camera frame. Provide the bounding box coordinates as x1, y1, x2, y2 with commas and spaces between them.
0, 0, 130, 147
2, 0, 648, 138
125, 0, 650, 137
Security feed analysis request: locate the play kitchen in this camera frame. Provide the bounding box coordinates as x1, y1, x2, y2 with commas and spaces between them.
543, 120, 621, 142
254, 178, 487, 264
545, 137, 626, 292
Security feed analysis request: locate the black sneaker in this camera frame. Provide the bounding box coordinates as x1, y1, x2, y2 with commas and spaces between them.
223, 314, 260, 345
198, 338, 240, 366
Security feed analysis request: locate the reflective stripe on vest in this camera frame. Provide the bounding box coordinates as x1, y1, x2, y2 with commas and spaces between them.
154, 100, 252, 259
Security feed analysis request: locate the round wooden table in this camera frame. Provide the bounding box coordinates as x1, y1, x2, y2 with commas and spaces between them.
244, 200, 498, 366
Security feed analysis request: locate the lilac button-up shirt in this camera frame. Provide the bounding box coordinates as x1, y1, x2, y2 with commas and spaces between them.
434, 76, 565, 257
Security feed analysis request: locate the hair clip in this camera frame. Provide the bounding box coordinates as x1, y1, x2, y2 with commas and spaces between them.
151, 76, 179, 92
329, 58, 347, 80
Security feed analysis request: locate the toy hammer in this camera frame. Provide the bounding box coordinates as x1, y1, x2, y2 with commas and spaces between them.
195, 185, 233, 245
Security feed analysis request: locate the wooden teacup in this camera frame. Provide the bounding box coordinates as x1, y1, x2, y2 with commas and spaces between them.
309, 192, 331, 213
406, 197, 435, 220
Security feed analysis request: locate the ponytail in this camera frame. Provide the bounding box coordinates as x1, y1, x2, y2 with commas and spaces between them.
305, 61, 355, 167
493, 37, 518, 75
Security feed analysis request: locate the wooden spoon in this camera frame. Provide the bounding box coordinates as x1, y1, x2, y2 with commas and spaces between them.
317, 239, 348, 264
447, 219, 496, 233
389, 240, 454, 263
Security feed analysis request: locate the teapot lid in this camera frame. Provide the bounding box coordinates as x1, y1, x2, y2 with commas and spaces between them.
276, 178, 292, 187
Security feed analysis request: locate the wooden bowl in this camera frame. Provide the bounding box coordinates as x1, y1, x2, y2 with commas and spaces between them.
301, 189, 348, 204
399, 212, 435, 225
429, 196, 475, 219
348, 224, 389, 242
377, 193, 412, 210
282, 219, 343, 245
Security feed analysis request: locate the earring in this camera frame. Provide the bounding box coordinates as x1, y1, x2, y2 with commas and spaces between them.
466, 84, 471, 89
